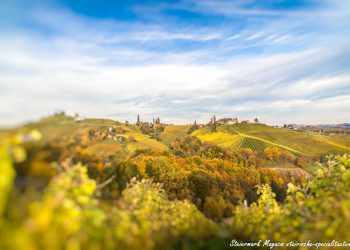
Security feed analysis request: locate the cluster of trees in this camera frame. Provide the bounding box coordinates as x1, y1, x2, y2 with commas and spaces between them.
171, 136, 229, 159
102, 137, 303, 219
137, 115, 165, 141
138, 123, 165, 141
263, 147, 313, 168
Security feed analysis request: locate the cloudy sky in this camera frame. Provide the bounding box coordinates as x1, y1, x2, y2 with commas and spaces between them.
0, 0, 350, 127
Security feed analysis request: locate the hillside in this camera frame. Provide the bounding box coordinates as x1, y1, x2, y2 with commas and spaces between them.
191, 124, 350, 155
0, 115, 169, 164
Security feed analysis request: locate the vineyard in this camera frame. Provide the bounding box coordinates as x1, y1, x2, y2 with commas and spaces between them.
192, 124, 350, 155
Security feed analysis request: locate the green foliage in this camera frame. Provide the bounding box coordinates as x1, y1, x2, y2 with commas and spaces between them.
170, 136, 229, 159
231, 155, 350, 245
0, 162, 108, 250
114, 178, 217, 250
0, 161, 217, 250
0, 146, 15, 219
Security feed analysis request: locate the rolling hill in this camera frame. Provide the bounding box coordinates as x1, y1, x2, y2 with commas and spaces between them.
1, 116, 349, 161
1, 115, 169, 161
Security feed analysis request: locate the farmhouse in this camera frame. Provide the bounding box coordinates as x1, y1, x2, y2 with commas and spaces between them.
226, 119, 238, 125
241, 120, 249, 124
75, 115, 85, 122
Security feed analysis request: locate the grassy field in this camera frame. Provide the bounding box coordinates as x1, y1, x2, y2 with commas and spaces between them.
191, 131, 240, 147
123, 132, 168, 153
83, 141, 124, 158
159, 125, 190, 146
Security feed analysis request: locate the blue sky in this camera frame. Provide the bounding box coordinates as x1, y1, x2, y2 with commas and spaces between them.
0, 0, 349, 126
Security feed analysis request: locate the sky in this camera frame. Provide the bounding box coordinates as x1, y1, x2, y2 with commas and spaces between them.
0, 0, 350, 127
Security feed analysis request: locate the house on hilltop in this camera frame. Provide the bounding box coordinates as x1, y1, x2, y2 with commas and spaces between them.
241, 120, 249, 124
217, 118, 239, 125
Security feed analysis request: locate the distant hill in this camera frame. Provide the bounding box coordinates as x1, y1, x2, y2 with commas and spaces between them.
0, 115, 168, 162
286, 123, 350, 129
315, 123, 350, 128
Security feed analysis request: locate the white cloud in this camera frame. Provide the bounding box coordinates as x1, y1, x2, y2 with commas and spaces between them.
0, 0, 350, 127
